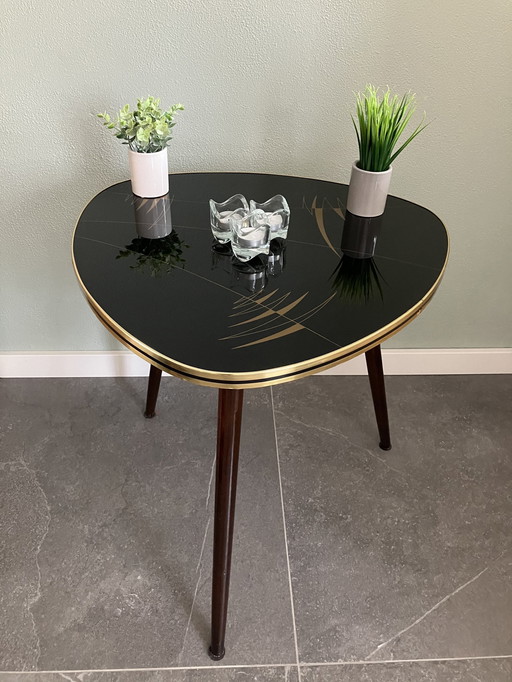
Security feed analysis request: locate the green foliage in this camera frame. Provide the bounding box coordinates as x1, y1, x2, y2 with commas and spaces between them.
352, 85, 428, 172
98, 96, 184, 153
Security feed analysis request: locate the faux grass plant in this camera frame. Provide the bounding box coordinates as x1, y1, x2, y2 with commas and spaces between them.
352, 86, 427, 172
98, 96, 184, 153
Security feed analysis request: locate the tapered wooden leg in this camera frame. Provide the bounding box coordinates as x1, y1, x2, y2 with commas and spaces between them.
144, 364, 162, 418
365, 345, 391, 450
209, 388, 244, 661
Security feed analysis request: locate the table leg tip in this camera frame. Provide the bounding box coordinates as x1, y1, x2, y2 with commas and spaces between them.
379, 441, 392, 451
208, 646, 225, 661
144, 411, 156, 419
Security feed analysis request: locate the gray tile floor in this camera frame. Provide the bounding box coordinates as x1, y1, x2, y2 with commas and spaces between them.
0, 375, 511, 681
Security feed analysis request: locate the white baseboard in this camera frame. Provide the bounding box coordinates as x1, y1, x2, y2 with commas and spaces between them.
321, 348, 512, 376
0, 349, 511, 378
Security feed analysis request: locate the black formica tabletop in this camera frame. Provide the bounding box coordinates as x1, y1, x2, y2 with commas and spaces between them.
72, 173, 448, 388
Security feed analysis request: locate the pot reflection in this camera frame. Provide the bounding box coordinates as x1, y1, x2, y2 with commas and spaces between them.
133, 194, 173, 239
341, 210, 382, 259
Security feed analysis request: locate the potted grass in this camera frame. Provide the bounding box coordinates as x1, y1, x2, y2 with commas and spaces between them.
98, 97, 184, 198
347, 85, 427, 217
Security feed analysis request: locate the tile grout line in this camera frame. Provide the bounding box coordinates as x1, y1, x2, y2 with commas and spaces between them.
2, 654, 512, 675
270, 386, 302, 682
0, 654, 512, 677
297, 654, 512, 667
0, 663, 292, 675
176, 455, 214, 664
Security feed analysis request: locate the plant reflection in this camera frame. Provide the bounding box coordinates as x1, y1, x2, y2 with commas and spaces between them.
331, 255, 385, 303
117, 231, 188, 277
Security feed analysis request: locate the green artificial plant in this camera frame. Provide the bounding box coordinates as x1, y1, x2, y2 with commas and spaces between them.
98, 96, 184, 153
352, 85, 428, 172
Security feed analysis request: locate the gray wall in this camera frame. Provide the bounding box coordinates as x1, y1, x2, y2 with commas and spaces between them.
2, 0, 511, 351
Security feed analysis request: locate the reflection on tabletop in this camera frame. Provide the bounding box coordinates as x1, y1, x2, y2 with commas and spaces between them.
211, 239, 287, 294
117, 230, 188, 277
330, 255, 385, 304
340, 210, 382, 259
133, 194, 173, 239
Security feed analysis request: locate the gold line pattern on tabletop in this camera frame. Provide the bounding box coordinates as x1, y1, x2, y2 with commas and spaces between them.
72, 176, 449, 388
230, 290, 281, 315
155, 258, 342, 350
222, 292, 337, 350
220, 316, 298, 342
234, 323, 305, 349
294, 294, 337, 324
302, 194, 344, 256
223, 294, 337, 343
222, 293, 309, 344
301, 194, 346, 218
229, 293, 298, 326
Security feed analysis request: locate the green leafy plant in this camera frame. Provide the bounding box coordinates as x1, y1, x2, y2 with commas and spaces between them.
352, 85, 428, 172
98, 97, 184, 153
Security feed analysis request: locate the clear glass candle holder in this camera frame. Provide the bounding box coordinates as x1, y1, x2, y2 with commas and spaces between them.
249, 195, 290, 239
209, 194, 249, 243
230, 208, 271, 262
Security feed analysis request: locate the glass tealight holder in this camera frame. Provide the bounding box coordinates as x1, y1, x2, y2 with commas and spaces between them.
230, 208, 271, 262
249, 195, 290, 239
209, 194, 249, 243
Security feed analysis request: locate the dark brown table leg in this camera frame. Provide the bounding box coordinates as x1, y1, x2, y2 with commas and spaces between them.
144, 364, 162, 418
209, 388, 244, 661
365, 345, 392, 450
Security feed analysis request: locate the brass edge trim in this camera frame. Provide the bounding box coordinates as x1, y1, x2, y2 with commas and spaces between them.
72, 178, 450, 388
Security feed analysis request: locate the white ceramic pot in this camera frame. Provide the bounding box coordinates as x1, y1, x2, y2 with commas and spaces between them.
128, 148, 169, 198
346, 162, 392, 218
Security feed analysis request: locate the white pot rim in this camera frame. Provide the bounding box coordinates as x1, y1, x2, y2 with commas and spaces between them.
128, 147, 168, 156
353, 161, 392, 175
